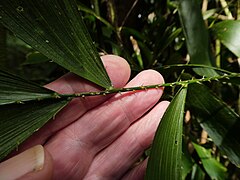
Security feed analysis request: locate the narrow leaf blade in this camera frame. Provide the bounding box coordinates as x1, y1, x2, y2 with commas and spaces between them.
0, 70, 58, 105
187, 83, 240, 166
177, 0, 218, 77
193, 143, 227, 180
0, 0, 112, 88
145, 88, 187, 179
0, 99, 69, 161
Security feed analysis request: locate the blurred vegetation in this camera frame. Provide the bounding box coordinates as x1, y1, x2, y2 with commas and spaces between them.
0, 0, 239, 179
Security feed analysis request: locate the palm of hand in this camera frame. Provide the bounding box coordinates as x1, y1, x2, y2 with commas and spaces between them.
19, 55, 168, 179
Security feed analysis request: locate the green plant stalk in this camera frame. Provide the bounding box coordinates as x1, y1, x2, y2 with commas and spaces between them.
92, 0, 100, 16
78, 5, 116, 32
6, 73, 238, 106
77, 4, 115, 31
106, 0, 117, 27
215, 39, 221, 67
21, 73, 238, 102
159, 63, 234, 74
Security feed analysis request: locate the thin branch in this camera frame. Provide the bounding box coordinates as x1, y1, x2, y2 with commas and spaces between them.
158, 64, 232, 74
8, 73, 239, 105
58, 73, 239, 99
120, 0, 138, 28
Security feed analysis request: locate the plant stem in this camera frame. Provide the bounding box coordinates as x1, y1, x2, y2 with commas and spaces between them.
215, 39, 221, 67
77, 3, 115, 31
157, 63, 232, 74
58, 73, 239, 99
92, 0, 100, 16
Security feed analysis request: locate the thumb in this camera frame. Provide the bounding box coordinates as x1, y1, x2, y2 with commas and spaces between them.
0, 145, 53, 180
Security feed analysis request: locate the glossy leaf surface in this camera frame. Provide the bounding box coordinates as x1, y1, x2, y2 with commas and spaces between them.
211, 20, 240, 58
145, 88, 187, 179
187, 83, 240, 166
177, 0, 218, 77
193, 143, 227, 180
0, 0, 112, 88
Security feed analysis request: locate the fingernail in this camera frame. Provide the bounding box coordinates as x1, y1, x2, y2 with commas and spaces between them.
0, 145, 44, 180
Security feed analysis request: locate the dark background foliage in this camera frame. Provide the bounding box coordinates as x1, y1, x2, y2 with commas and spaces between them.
0, 0, 239, 179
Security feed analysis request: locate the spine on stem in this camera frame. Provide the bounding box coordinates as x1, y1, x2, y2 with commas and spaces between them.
59, 72, 239, 99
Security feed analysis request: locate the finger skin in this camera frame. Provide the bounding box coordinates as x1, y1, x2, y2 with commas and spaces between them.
64, 70, 165, 150
19, 55, 131, 150
19, 149, 53, 180
7, 55, 169, 180
84, 101, 169, 179
45, 70, 165, 179
121, 159, 148, 180
0, 146, 53, 180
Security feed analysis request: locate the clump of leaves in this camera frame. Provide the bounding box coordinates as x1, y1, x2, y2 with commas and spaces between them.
0, 0, 239, 179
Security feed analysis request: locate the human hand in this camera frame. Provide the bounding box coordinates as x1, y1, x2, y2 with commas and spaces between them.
0, 55, 169, 179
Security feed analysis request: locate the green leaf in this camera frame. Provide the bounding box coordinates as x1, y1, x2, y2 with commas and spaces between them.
182, 140, 194, 179
0, 0, 112, 88
77, 2, 115, 31
177, 0, 218, 77
191, 164, 206, 180
203, 9, 217, 20
24, 51, 49, 65
154, 28, 182, 60
181, 154, 193, 180
187, 83, 240, 166
0, 99, 69, 161
121, 27, 149, 42
0, 70, 59, 105
193, 143, 227, 180
145, 88, 187, 179
211, 20, 240, 58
